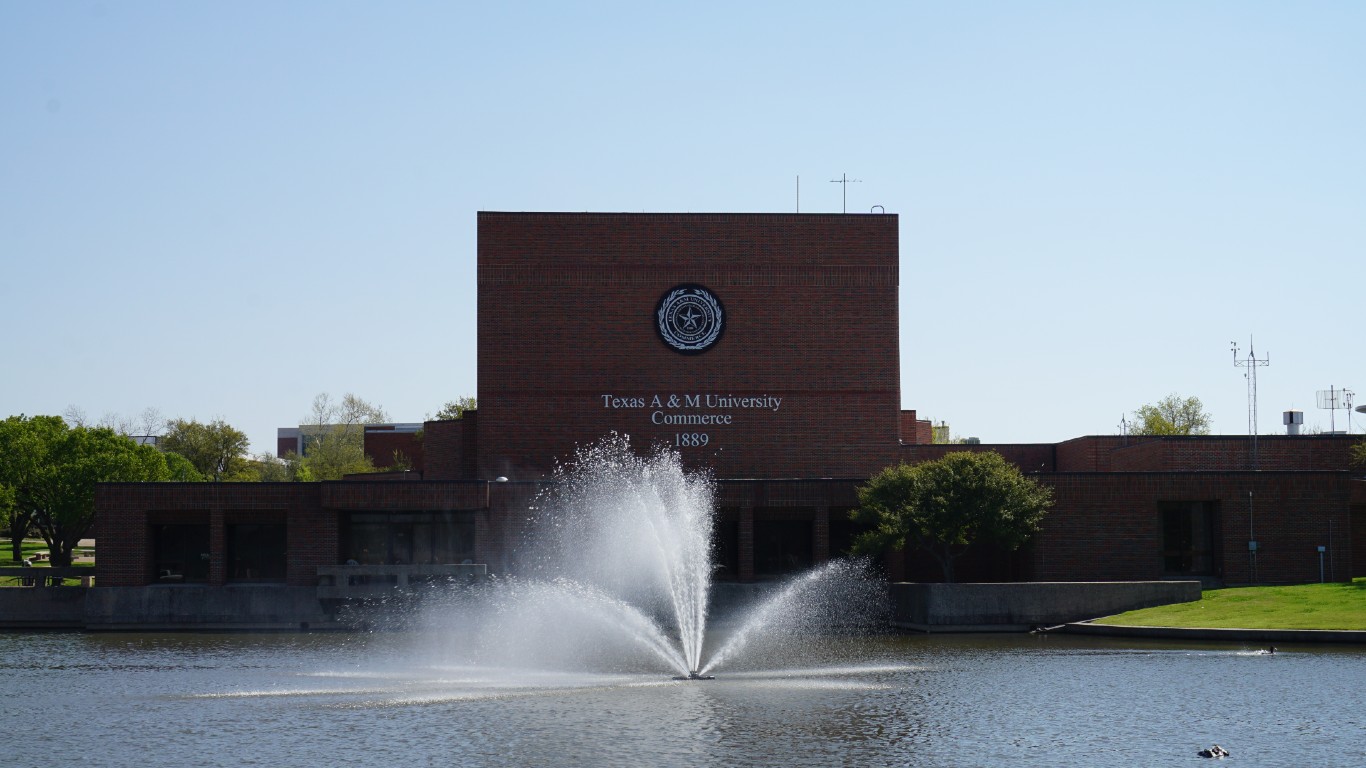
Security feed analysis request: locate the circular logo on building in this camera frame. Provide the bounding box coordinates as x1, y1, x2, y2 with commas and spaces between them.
656, 284, 725, 354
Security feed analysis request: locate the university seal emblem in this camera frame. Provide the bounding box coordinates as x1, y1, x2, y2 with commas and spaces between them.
655, 284, 724, 354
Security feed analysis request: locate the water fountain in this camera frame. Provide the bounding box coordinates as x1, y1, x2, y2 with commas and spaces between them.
422, 434, 885, 680
35, 440, 1360, 764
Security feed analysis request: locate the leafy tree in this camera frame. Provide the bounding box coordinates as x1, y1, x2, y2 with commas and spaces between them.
851, 451, 1052, 582
433, 396, 476, 421
247, 452, 294, 482
0, 415, 175, 566
0, 482, 24, 562
163, 452, 206, 482
293, 393, 389, 480
1132, 394, 1212, 436
63, 405, 165, 437
161, 418, 251, 481
1351, 438, 1366, 471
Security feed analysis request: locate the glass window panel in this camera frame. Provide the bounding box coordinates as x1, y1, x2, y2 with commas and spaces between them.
348, 523, 387, 564
227, 524, 286, 582
153, 524, 210, 583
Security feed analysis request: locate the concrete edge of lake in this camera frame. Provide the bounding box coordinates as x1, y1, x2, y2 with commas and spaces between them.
5, 580, 1363, 643
888, 581, 1202, 633
1, 580, 1204, 632
1062, 621, 1366, 644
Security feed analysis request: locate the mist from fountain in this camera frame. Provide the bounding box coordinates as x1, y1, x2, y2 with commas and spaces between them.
425, 434, 884, 679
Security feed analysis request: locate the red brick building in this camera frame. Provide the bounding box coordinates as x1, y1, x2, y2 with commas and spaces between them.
96, 213, 1366, 589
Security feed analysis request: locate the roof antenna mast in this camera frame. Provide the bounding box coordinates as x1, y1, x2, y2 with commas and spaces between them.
1231, 338, 1270, 469
829, 173, 861, 213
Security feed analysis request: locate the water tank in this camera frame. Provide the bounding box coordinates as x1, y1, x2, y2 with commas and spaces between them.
1283, 410, 1304, 435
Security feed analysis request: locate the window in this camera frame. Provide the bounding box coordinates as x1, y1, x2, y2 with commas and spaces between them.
227, 524, 287, 582
343, 512, 475, 565
1161, 501, 1218, 576
152, 524, 210, 583
754, 517, 812, 577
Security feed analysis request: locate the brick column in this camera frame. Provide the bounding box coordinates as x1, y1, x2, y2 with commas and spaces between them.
210, 506, 226, 586
738, 506, 754, 582
813, 506, 830, 563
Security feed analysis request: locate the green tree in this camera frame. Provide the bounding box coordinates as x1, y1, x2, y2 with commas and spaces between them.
0, 482, 23, 563
433, 396, 476, 421
1132, 394, 1212, 436
1351, 438, 1366, 471
0, 415, 175, 566
0, 415, 64, 562
162, 452, 206, 482
851, 451, 1052, 582
161, 418, 251, 481
293, 393, 389, 480
246, 452, 294, 482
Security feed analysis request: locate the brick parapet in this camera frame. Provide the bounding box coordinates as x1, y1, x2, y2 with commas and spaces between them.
897, 444, 1057, 473
364, 431, 424, 472
1059, 434, 1358, 473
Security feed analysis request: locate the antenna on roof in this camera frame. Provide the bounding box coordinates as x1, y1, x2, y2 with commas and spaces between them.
1231, 338, 1270, 469
829, 173, 861, 213
1316, 387, 1355, 434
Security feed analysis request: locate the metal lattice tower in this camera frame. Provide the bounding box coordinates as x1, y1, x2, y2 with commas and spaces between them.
1231, 339, 1270, 469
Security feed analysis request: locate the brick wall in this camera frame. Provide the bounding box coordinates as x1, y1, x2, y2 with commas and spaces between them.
1062, 434, 1358, 473
476, 212, 902, 481
95, 483, 329, 588
1352, 479, 1366, 577
1056, 436, 1146, 472
422, 419, 466, 481
1028, 472, 1354, 583
899, 410, 935, 445
364, 431, 424, 471
897, 443, 1057, 473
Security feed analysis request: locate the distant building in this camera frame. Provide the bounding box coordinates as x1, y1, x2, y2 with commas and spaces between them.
277, 423, 423, 470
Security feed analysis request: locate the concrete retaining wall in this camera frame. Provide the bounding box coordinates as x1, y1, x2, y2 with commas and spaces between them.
82, 586, 347, 631
4, 580, 1201, 632
891, 581, 1201, 632
0, 586, 88, 628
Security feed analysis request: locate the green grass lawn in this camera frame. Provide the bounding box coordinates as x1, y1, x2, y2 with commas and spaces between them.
1100, 578, 1366, 630
1, 539, 55, 566
0, 539, 95, 586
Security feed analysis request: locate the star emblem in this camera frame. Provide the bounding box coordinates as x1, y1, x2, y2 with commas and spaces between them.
678, 307, 701, 330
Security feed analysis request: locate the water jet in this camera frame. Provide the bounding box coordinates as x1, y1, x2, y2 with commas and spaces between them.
426, 435, 885, 679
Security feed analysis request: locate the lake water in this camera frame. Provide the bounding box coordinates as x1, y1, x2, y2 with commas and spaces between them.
4, 630, 1363, 767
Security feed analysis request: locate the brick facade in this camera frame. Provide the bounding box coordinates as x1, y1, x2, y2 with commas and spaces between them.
97, 483, 330, 588
476, 212, 902, 481
1030, 472, 1354, 583
93, 212, 1365, 588
363, 428, 424, 471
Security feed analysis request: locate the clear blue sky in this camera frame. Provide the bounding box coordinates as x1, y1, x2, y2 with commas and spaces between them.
3, 2, 1363, 454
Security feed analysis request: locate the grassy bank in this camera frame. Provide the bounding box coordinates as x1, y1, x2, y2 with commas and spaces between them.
1101, 578, 1366, 630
